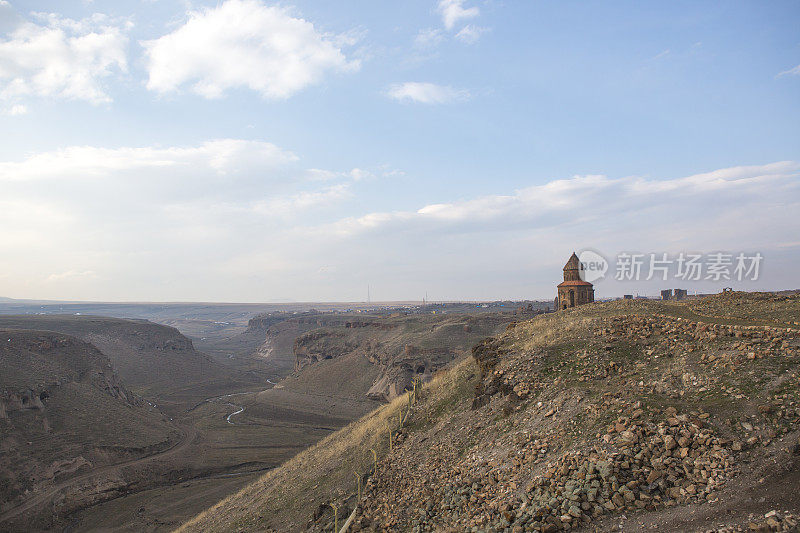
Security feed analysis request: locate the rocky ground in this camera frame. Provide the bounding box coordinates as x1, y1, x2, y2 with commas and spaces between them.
342, 292, 800, 532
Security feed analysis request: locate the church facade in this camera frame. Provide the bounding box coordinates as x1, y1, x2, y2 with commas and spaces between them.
556, 252, 594, 310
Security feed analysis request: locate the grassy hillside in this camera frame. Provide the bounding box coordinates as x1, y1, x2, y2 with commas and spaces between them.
180, 291, 800, 532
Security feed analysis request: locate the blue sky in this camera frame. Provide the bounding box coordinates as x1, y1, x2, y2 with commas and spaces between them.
1, 0, 799, 302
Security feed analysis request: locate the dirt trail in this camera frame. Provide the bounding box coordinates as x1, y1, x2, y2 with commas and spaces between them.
0, 424, 198, 526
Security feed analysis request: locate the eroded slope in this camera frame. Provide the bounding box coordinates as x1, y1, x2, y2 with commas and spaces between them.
0, 329, 177, 530
292, 313, 512, 402
0, 315, 250, 408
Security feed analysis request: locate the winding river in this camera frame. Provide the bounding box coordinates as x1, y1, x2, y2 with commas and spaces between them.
204, 378, 278, 425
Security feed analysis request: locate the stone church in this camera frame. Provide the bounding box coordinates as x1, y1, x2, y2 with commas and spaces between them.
556, 252, 594, 310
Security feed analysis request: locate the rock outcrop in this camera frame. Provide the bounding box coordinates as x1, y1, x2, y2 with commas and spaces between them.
0, 329, 175, 528
291, 315, 511, 402
0, 315, 233, 398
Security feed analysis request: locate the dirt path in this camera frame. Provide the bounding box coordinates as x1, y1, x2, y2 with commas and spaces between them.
0, 424, 198, 526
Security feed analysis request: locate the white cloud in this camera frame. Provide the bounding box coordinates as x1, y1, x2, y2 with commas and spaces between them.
3, 152, 799, 300
414, 28, 444, 48
387, 81, 470, 104
0, 9, 129, 104
0, 137, 354, 222
0, 138, 374, 300
305, 168, 340, 181
304, 166, 400, 182
0, 139, 297, 182
349, 168, 374, 181
777, 64, 800, 77
325, 161, 800, 237
253, 183, 351, 214
455, 24, 487, 44
381, 168, 406, 179
46, 270, 97, 282
648, 49, 671, 61
142, 0, 359, 99
278, 160, 800, 300
437, 0, 479, 31
414, 1, 486, 52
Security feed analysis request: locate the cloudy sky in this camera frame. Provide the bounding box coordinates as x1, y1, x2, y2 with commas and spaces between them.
0, 0, 798, 302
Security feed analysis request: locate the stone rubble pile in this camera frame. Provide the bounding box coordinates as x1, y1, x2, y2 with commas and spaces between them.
351, 407, 736, 532
521, 411, 735, 532
595, 315, 800, 356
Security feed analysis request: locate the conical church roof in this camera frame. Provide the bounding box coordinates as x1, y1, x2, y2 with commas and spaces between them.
559, 251, 592, 286
563, 252, 581, 271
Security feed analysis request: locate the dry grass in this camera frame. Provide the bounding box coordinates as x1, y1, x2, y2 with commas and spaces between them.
178, 357, 478, 533
504, 310, 598, 353
179, 384, 412, 531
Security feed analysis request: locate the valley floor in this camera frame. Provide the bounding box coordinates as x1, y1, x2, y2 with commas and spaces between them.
3, 306, 507, 531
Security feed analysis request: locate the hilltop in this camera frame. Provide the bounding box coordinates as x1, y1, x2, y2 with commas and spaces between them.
180, 291, 800, 532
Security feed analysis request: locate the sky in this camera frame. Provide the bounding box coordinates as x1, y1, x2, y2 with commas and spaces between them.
0, 0, 799, 303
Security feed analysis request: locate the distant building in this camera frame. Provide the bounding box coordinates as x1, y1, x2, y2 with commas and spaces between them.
514, 303, 535, 316
556, 252, 594, 310
623, 294, 634, 300
661, 288, 688, 301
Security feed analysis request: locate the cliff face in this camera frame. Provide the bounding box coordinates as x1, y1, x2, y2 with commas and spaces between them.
0, 330, 141, 413
0, 330, 174, 514
293, 330, 356, 372
245, 313, 292, 334
246, 311, 345, 334
0, 315, 236, 401
243, 315, 355, 377
0, 355, 140, 417
290, 314, 512, 402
